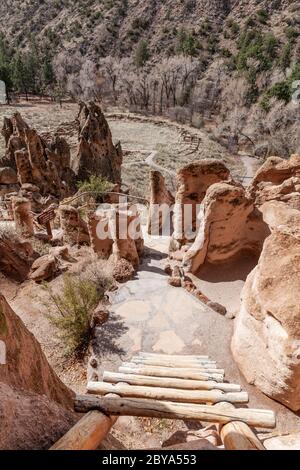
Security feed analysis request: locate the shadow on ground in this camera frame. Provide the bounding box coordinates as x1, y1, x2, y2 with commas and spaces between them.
92, 313, 129, 358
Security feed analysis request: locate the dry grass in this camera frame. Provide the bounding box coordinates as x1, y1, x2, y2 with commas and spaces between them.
0, 99, 243, 198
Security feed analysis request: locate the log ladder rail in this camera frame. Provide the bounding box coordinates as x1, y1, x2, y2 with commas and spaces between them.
50, 352, 276, 451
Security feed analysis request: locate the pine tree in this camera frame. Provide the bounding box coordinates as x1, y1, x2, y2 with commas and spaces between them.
134, 40, 150, 67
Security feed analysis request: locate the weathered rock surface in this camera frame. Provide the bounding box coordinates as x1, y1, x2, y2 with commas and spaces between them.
12, 197, 34, 238
172, 159, 230, 248
75, 101, 122, 183
147, 170, 174, 235
248, 154, 300, 210
89, 205, 144, 268
113, 258, 135, 283
232, 202, 300, 411
29, 255, 58, 282
0, 294, 76, 449
0, 235, 35, 282
183, 182, 269, 273
59, 205, 90, 246
264, 432, 300, 450
0, 167, 17, 185
1, 112, 76, 200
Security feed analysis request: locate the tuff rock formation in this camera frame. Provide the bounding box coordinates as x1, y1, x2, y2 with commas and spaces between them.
59, 205, 90, 246
248, 154, 300, 210
147, 170, 174, 235
12, 197, 34, 238
0, 234, 36, 282
171, 159, 230, 249
183, 182, 269, 273
232, 201, 300, 411
1, 112, 76, 201
0, 167, 19, 197
75, 102, 122, 183
0, 294, 76, 449
88, 205, 144, 268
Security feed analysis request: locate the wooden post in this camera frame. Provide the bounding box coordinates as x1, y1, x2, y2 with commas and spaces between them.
87, 381, 249, 404
45, 220, 52, 239
103, 371, 241, 392
49, 411, 117, 451
75, 395, 276, 429
216, 403, 266, 450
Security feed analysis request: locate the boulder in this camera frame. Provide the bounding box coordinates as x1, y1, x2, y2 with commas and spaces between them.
172, 159, 230, 248
0, 294, 76, 449
0, 167, 17, 185
59, 205, 90, 246
183, 182, 270, 273
29, 255, 58, 282
232, 203, 300, 411
0, 235, 35, 282
113, 258, 135, 283
248, 154, 300, 209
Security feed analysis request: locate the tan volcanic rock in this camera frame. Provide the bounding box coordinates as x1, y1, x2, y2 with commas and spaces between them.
0, 235, 35, 282
1, 113, 76, 200
59, 205, 90, 246
232, 202, 300, 411
88, 205, 143, 268
12, 197, 34, 238
183, 182, 269, 273
172, 159, 230, 248
0, 294, 76, 449
248, 154, 300, 209
75, 101, 123, 184
147, 170, 174, 236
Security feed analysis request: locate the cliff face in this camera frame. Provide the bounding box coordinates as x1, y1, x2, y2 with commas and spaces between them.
1, 1, 299, 155
0, 293, 77, 449
0, 1, 295, 59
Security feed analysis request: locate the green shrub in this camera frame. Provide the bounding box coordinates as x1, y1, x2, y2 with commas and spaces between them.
235, 29, 278, 85
257, 9, 268, 24
260, 65, 300, 110
285, 27, 299, 41
45, 275, 106, 357
77, 175, 113, 197
134, 39, 150, 67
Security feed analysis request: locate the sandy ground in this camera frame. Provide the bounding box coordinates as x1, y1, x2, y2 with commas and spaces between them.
191, 252, 259, 315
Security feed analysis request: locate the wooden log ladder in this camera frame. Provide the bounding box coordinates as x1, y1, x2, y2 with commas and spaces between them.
50, 352, 275, 451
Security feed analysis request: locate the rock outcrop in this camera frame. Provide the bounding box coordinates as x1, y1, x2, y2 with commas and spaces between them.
183, 182, 269, 273
0, 167, 19, 197
1, 112, 76, 201
59, 205, 90, 246
75, 102, 122, 184
0, 294, 76, 449
248, 154, 300, 210
12, 197, 34, 238
147, 170, 174, 235
232, 201, 300, 411
0, 234, 36, 282
172, 159, 230, 248
88, 205, 143, 268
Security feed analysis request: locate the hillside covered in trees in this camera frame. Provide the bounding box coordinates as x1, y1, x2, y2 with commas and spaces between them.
0, 0, 300, 155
